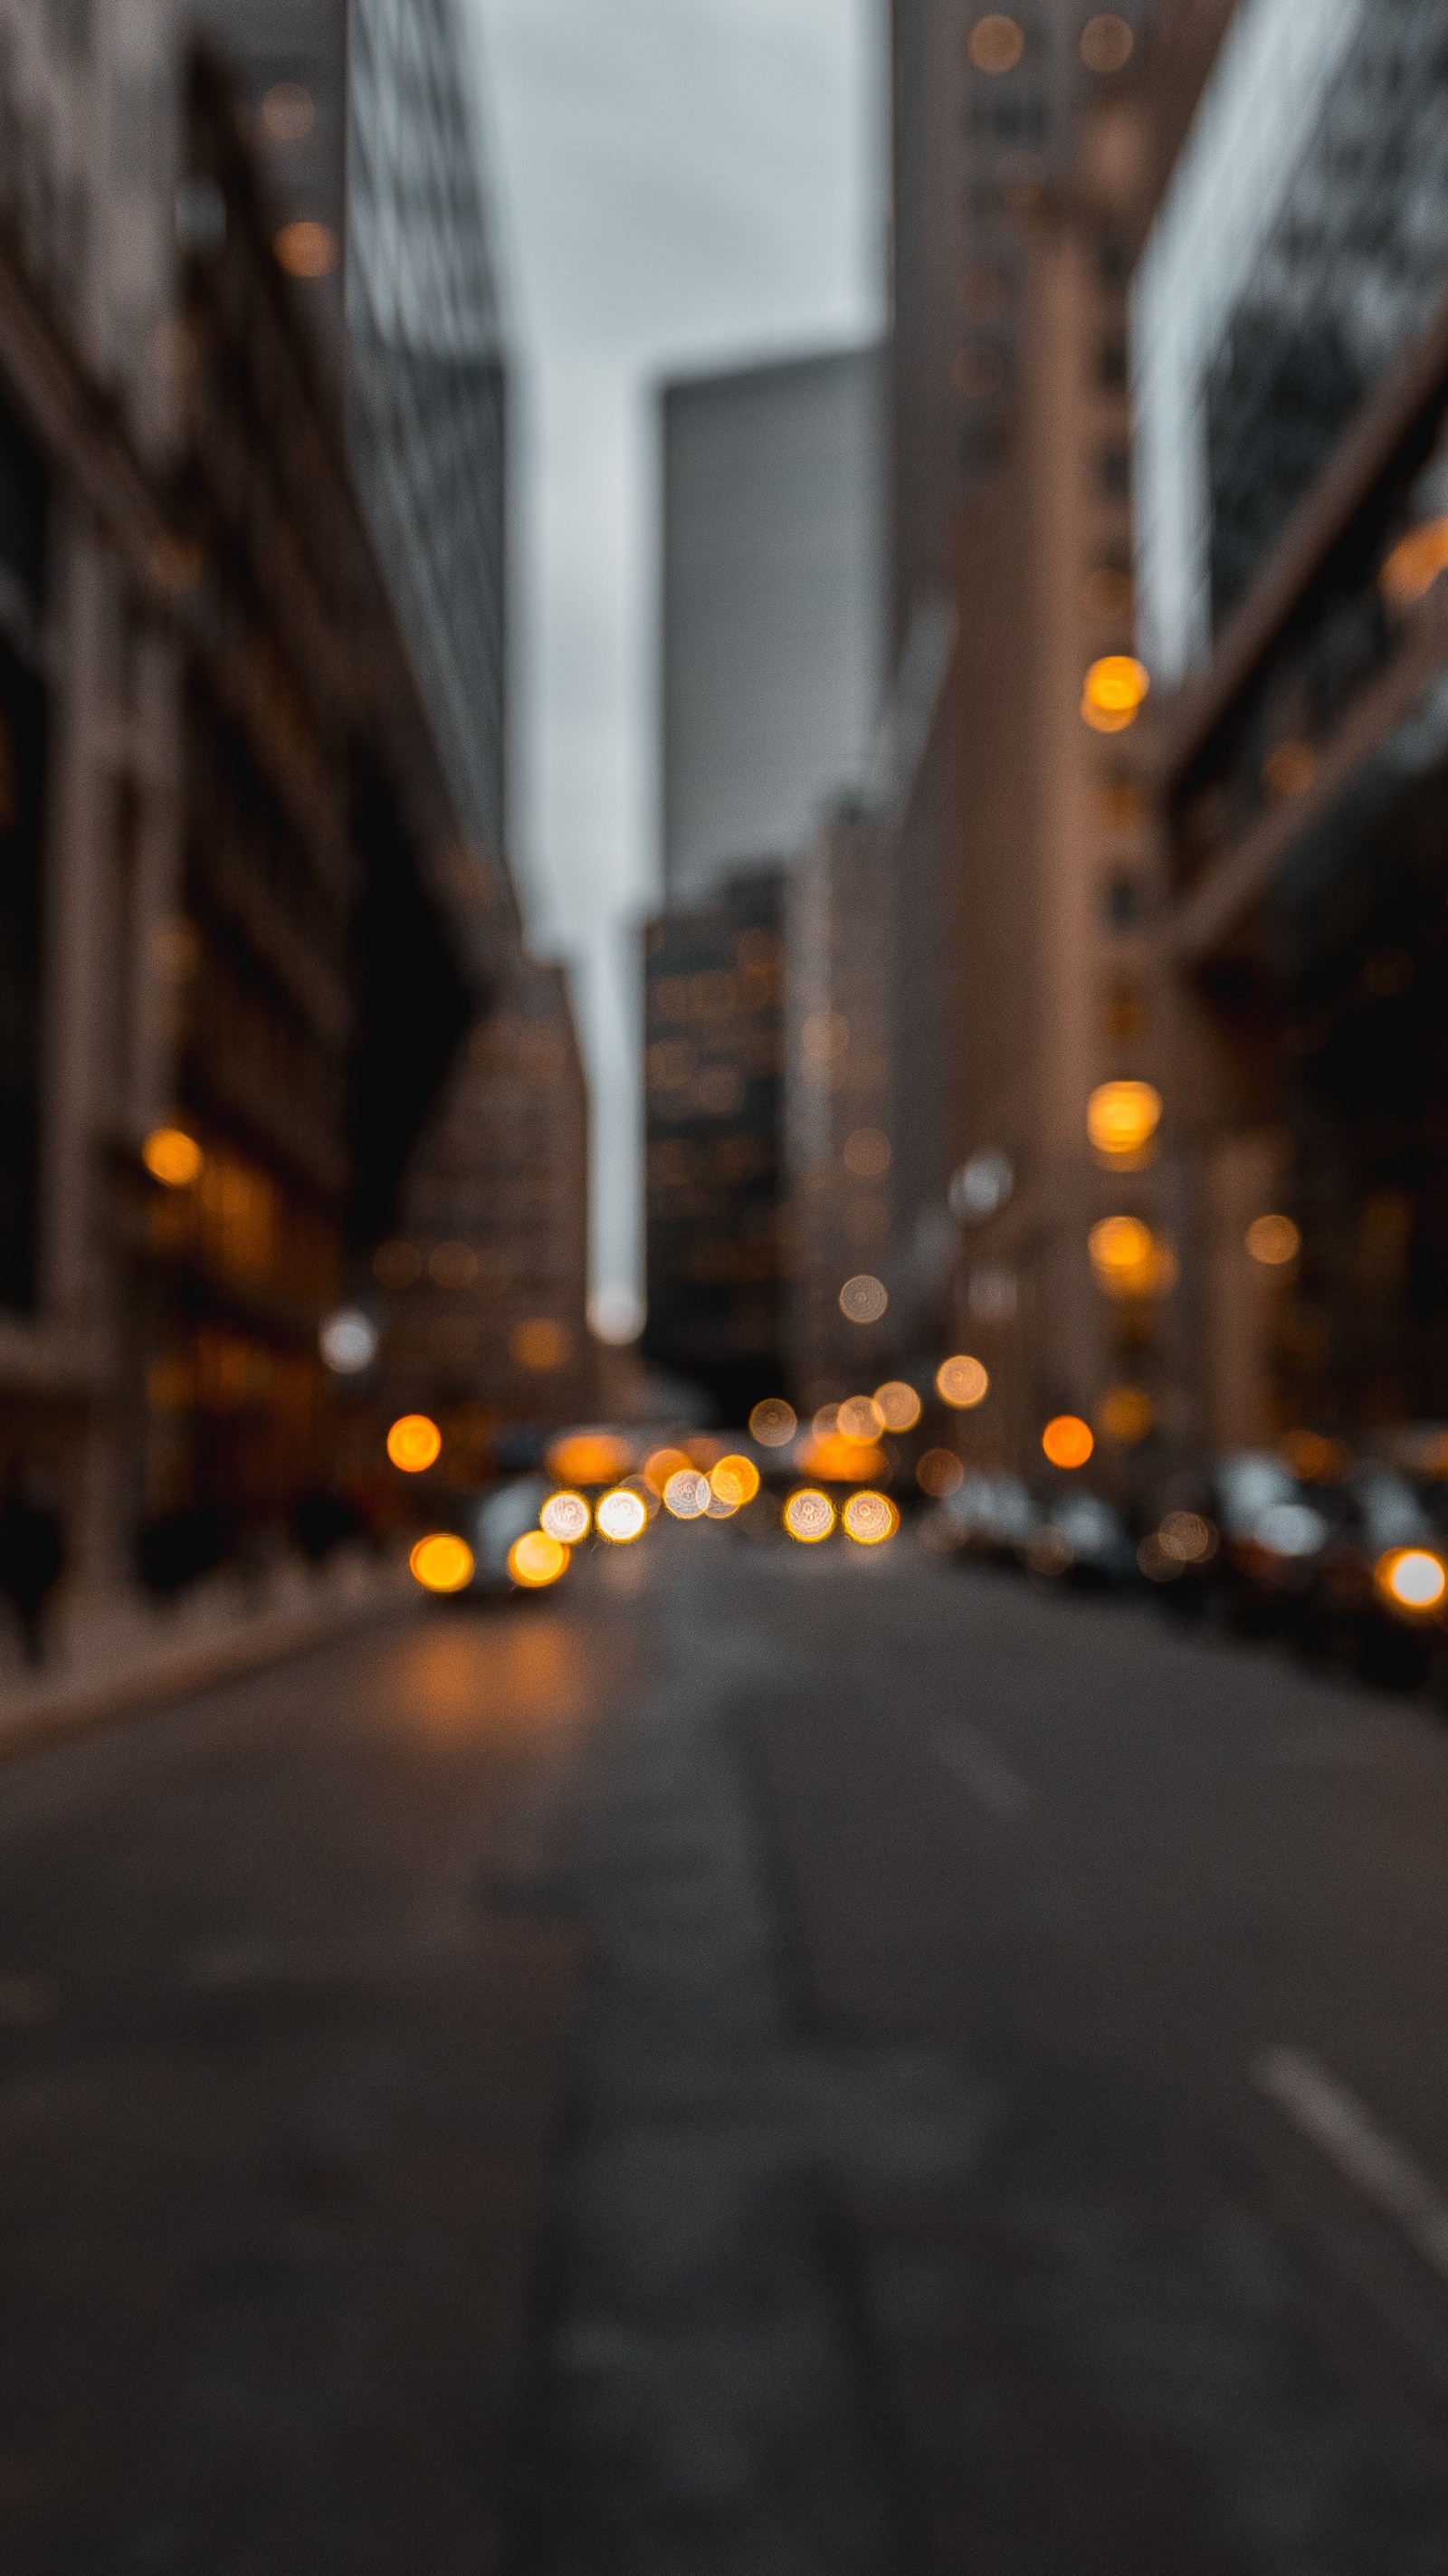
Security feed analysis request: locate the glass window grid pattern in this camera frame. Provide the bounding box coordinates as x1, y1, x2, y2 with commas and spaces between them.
1132, 0, 1448, 682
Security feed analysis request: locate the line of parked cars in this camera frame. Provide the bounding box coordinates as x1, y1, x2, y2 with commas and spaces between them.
927, 1447, 1448, 1696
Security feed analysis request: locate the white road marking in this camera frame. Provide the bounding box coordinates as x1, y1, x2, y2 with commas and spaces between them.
1254, 2044, 1448, 2281
936, 1726, 1033, 1819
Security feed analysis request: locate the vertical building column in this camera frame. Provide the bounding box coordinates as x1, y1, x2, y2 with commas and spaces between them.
38, 509, 109, 1331
128, 625, 185, 1140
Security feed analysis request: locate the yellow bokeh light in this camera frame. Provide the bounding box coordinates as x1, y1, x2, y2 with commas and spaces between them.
785, 1488, 836, 1544
143, 1126, 204, 1188
839, 1273, 889, 1325
967, 13, 1024, 72
1246, 1213, 1300, 1267
1377, 1547, 1448, 1615
663, 1469, 712, 1521
710, 1455, 761, 1509
1087, 1080, 1162, 1164
749, 1399, 797, 1449
1089, 1216, 1176, 1299
1159, 1510, 1216, 1565
541, 1491, 592, 1545
1043, 1415, 1094, 1470
596, 1487, 649, 1544
843, 1491, 899, 1547
937, 1354, 989, 1409
547, 1430, 632, 1487
643, 1445, 693, 1494
837, 1395, 885, 1442
274, 219, 338, 279
1381, 518, 1448, 608
409, 1533, 475, 1595
509, 1530, 568, 1589
874, 1380, 922, 1432
1081, 655, 1149, 733
387, 1413, 443, 1474
1099, 1384, 1155, 1445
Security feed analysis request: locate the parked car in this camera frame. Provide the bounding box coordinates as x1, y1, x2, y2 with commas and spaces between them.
935, 1474, 1039, 1568
1302, 1463, 1445, 1686
1024, 1489, 1138, 1590
1141, 1452, 1328, 1631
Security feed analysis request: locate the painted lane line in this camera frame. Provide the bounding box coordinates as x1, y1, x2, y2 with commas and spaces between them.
936, 1726, 1034, 1819
1254, 2044, 1448, 2282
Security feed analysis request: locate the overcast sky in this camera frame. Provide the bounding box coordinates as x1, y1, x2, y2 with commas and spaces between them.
466, 0, 884, 1335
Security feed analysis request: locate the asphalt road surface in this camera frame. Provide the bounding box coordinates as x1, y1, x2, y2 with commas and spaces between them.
5, 1530, 1448, 2572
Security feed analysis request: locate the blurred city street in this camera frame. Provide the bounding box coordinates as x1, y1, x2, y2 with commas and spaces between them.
8, 1534, 1448, 2571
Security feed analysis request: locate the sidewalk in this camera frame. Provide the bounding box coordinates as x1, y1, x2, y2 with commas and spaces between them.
0, 1548, 416, 1761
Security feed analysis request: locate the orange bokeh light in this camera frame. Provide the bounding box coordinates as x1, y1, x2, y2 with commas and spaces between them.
387, 1414, 443, 1474
710, 1455, 761, 1509
546, 1429, 632, 1488
143, 1126, 204, 1188
274, 219, 338, 278
509, 1531, 569, 1589
796, 1434, 889, 1484
1081, 654, 1149, 733
409, 1533, 475, 1594
1043, 1415, 1094, 1470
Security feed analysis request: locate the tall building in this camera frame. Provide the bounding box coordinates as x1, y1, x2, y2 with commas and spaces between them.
0, 20, 501, 1657
0, 0, 186, 1611
187, 0, 510, 878
376, 957, 592, 1443
783, 812, 896, 1411
873, 1, 1237, 1478
660, 347, 885, 902
1138, 0, 1448, 1454
643, 870, 787, 1420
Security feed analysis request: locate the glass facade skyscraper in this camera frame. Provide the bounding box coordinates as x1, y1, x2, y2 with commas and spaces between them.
1135, 0, 1448, 681
189, 0, 509, 872
345, 0, 507, 870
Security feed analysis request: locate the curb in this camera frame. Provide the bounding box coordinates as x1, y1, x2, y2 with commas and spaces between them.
0, 1574, 417, 1766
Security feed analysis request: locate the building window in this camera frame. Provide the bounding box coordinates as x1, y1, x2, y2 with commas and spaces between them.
1096, 337, 1129, 394
1097, 444, 1132, 501
1104, 875, 1144, 931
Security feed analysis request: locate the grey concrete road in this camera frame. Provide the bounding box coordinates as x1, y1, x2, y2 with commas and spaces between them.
0, 1597, 640, 2576
6, 1530, 1448, 2572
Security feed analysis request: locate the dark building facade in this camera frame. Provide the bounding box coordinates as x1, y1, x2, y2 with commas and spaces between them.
643, 868, 786, 1421
870, 0, 1238, 1474
136, 45, 488, 1554
376, 956, 591, 1445
0, 396, 48, 1318
187, 0, 510, 878
1139, 0, 1448, 1456
0, 11, 502, 1665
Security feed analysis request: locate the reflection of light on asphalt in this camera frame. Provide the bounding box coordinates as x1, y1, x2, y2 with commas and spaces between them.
401, 1617, 591, 1736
